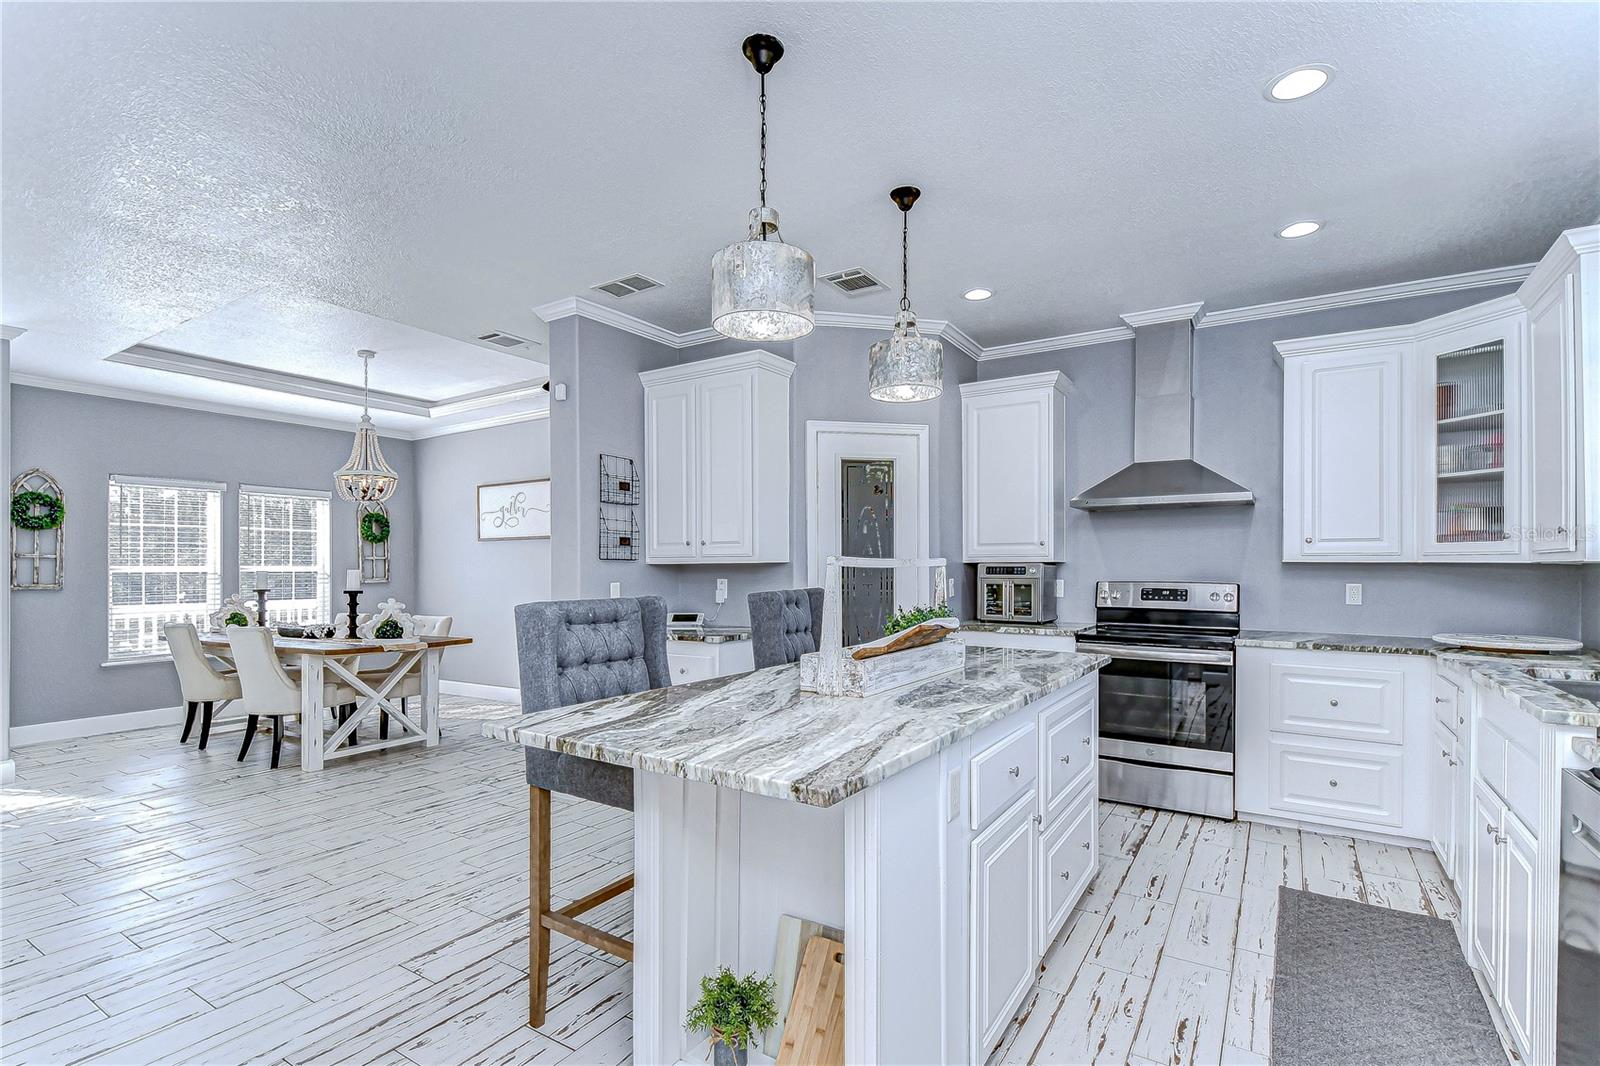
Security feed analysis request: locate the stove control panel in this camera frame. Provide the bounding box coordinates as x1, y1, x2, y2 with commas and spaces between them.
1096, 580, 1240, 612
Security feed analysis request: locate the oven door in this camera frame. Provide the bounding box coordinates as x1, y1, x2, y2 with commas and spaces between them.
979, 579, 1011, 621
1078, 642, 1235, 771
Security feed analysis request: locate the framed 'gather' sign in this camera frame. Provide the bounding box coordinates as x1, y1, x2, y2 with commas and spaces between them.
477, 479, 551, 541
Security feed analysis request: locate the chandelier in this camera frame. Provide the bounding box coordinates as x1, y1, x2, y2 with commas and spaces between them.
868, 186, 943, 402
709, 34, 815, 342
333, 348, 399, 502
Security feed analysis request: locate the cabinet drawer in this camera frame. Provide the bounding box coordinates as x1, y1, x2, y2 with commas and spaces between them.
1041, 692, 1095, 819
1431, 673, 1461, 735
1267, 735, 1403, 828
1270, 661, 1405, 743
1040, 783, 1096, 954
972, 721, 1038, 832
667, 648, 717, 685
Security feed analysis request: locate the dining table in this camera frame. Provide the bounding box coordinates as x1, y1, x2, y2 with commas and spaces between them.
199, 632, 473, 771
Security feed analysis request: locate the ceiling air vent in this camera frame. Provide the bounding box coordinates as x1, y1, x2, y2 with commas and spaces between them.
821, 268, 886, 297
592, 273, 663, 298
476, 330, 537, 350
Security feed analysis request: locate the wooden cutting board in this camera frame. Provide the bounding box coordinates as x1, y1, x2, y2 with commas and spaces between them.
775, 935, 844, 1066
849, 621, 954, 660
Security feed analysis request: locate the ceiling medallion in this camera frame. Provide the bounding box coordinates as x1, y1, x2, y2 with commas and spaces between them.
709, 33, 815, 342
868, 186, 943, 402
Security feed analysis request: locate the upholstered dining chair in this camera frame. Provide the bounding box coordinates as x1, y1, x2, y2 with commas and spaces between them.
514, 595, 668, 1028
747, 587, 826, 668
164, 623, 242, 749
358, 614, 453, 740
227, 626, 359, 768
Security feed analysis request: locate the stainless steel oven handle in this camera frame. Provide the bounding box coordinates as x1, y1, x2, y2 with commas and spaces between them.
1076, 641, 1235, 666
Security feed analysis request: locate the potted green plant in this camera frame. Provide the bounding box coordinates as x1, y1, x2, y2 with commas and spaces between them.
684, 967, 776, 1066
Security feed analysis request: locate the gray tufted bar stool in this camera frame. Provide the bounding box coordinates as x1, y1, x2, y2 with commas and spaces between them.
513, 595, 669, 1029
747, 587, 826, 668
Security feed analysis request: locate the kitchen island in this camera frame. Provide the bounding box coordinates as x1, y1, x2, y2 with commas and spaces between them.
484, 644, 1107, 1065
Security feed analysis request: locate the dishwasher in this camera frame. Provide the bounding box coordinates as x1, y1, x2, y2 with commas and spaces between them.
1560, 767, 1600, 1064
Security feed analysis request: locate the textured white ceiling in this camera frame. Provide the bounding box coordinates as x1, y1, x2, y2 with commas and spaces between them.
3, 1, 1597, 421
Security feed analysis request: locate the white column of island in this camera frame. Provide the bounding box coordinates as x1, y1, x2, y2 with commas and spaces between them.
484, 644, 1108, 1065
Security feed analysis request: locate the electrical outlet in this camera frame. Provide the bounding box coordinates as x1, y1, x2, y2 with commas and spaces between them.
947, 767, 962, 823
715, 578, 728, 604
1345, 582, 1363, 605
609, 581, 621, 598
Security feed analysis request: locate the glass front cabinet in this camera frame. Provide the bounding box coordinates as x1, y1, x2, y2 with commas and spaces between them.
1418, 305, 1525, 558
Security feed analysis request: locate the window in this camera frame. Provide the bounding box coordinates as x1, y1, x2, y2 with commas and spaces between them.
238, 485, 331, 625
107, 476, 223, 661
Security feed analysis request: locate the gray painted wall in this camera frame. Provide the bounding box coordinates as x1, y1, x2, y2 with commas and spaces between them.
7, 385, 418, 728
977, 284, 1588, 636
413, 418, 551, 690
1584, 565, 1600, 647
544, 318, 974, 627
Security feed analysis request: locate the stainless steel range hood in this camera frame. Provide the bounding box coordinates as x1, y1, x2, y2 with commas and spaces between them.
1071, 305, 1255, 511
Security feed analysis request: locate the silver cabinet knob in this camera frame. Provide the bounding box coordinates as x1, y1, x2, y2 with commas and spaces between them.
1434, 696, 1447, 704
1441, 749, 1450, 759
1059, 754, 1071, 766
1033, 813, 1044, 829
1060, 871, 1071, 880
700, 540, 706, 545
1329, 698, 1339, 707
1081, 840, 1091, 850
1305, 537, 1313, 544
1039, 541, 1045, 547
1558, 526, 1568, 535
1486, 823, 1498, 837
1328, 779, 1339, 788
684, 540, 690, 546
1082, 737, 1092, 746
1008, 765, 1021, 777
1448, 757, 1459, 767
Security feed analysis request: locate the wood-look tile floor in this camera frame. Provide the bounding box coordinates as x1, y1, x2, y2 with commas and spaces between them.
989, 803, 1517, 1066
1, 698, 633, 1066
2, 700, 1508, 1066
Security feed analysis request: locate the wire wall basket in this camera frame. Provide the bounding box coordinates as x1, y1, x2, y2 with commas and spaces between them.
598, 453, 640, 560
599, 454, 640, 506
599, 510, 639, 561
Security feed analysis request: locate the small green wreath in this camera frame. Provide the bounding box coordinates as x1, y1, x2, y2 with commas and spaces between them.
11, 490, 64, 532
374, 618, 403, 640
359, 511, 391, 545
225, 611, 250, 628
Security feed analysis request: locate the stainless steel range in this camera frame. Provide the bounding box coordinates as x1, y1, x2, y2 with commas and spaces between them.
1075, 579, 1239, 819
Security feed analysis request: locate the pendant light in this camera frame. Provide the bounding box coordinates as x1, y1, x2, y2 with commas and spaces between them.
333, 348, 399, 502
868, 186, 943, 402
709, 34, 815, 342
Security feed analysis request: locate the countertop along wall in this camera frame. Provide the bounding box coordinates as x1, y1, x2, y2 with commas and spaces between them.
975, 284, 1588, 637
545, 318, 974, 628
413, 418, 552, 692
6, 385, 419, 731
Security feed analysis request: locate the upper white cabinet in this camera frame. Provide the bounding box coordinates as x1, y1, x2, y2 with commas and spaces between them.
1281, 342, 1410, 559
960, 372, 1069, 562
640, 350, 793, 564
1277, 225, 1597, 564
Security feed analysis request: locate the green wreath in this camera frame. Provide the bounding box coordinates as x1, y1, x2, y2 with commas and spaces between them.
11, 490, 64, 532
374, 618, 404, 640
359, 511, 391, 544
224, 611, 250, 628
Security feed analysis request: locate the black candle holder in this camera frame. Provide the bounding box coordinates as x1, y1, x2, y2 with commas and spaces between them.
255, 588, 270, 628
345, 590, 362, 639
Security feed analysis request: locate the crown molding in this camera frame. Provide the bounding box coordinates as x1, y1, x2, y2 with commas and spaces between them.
408, 406, 550, 440
1120, 302, 1206, 328
1, 325, 27, 341
975, 326, 1134, 361
1198, 262, 1534, 329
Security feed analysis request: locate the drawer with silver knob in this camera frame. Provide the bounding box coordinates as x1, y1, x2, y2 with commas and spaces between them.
970, 718, 1038, 832
1041, 690, 1096, 819
1268, 660, 1405, 743
1265, 734, 1403, 828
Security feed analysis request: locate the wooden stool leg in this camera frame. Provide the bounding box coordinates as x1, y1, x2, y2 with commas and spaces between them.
180, 701, 197, 744
237, 715, 259, 761
528, 785, 551, 1029
198, 701, 214, 749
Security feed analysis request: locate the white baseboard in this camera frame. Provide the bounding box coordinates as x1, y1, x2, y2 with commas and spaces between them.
441, 679, 520, 704
11, 704, 187, 747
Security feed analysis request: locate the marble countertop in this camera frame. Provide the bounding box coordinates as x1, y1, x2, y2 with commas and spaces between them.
666, 626, 750, 644
1575, 736, 1600, 767
959, 620, 1095, 638
1237, 629, 1600, 728
482, 646, 1108, 808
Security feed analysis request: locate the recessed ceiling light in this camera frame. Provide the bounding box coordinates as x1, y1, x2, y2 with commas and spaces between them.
1277, 220, 1322, 239
963, 288, 993, 301
1266, 65, 1333, 102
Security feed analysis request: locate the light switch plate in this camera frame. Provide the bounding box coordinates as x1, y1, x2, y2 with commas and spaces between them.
947, 576, 957, 600
1345, 582, 1363, 605
609, 581, 621, 598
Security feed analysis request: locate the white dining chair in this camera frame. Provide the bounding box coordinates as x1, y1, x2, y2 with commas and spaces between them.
227, 626, 360, 768
360, 614, 453, 740
164, 623, 242, 749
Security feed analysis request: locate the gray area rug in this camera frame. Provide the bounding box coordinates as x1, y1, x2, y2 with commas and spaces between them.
1272, 887, 1506, 1066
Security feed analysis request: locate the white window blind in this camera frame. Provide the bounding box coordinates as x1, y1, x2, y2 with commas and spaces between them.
238, 486, 331, 625
107, 476, 224, 661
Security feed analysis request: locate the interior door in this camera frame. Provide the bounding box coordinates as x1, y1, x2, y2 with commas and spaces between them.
697, 371, 755, 558
645, 379, 697, 560
1469, 784, 1501, 984
808, 423, 927, 620
1527, 276, 1578, 556
964, 390, 1050, 560
970, 791, 1038, 1062
1294, 347, 1406, 557
1499, 810, 1537, 1055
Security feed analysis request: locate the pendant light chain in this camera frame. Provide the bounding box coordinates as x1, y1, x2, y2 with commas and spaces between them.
900, 211, 911, 312
757, 72, 768, 238
361, 350, 371, 416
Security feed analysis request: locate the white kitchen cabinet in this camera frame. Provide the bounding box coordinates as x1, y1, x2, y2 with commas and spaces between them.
1280, 342, 1409, 560
960, 373, 1070, 562
970, 788, 1038, 1062
1517, 224, 1600, 561
1417, 301, 1524, 559
640, 350, 793, 564
1469, 778, 1538, 1057
1428, 718, 1459, 881
665, 639, 754, 685
1469, 781, 1501, 989
1039, 782, 1095, 955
